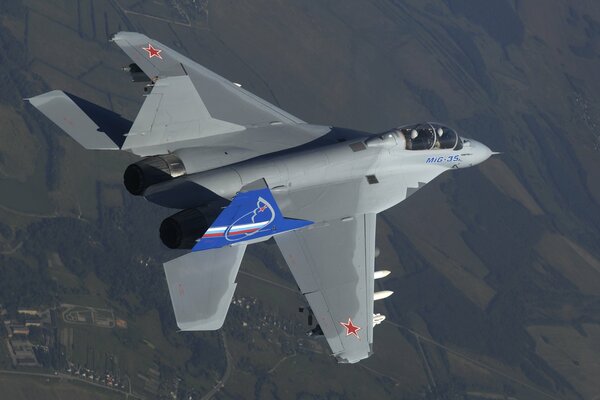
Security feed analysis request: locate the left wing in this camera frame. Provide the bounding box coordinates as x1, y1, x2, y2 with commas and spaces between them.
275, 214, 379, 363
111, 31, 305, 127
29, 32, 329, 168
109, 32, 328, 158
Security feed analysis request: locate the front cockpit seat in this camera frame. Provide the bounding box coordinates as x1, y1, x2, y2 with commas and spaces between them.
398, 123, 462, 151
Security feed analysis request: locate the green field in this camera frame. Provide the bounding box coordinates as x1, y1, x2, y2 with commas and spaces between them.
0, 372, 125, 400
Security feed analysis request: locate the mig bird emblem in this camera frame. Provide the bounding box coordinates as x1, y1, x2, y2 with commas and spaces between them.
225, 197, 275, 241
202, 197, 276, 242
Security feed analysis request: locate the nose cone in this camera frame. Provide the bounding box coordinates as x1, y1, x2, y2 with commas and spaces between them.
468, 139, 493, 166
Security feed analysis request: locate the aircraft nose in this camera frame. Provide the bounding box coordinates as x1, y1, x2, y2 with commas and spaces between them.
469, 139, 494, 165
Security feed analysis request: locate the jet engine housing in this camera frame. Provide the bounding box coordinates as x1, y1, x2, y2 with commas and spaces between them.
124, 154, 186, 195
159, 208, 215, 249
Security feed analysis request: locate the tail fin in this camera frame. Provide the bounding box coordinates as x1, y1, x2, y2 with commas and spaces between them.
193, 180, 312, 252
27, 91, 131, 150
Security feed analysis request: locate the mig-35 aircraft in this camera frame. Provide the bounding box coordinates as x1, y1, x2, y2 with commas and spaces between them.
28, 32, 494, 363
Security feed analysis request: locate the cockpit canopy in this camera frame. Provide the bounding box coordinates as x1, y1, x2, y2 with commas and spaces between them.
392, 123, 462, 151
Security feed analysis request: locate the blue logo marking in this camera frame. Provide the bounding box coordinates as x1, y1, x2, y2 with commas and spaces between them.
193, 187, 312, 252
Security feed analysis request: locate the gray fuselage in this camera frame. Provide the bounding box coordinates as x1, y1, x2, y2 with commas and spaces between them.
144, 125, 492, 223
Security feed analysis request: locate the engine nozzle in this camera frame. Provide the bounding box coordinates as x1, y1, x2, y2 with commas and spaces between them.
124, 154, 185, 195
159, 208, 211, 249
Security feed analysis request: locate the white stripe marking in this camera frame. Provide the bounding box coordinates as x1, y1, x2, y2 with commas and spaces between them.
207, 221, 269, 233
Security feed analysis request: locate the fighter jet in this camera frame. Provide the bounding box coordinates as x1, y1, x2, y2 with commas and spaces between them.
27, 32, 494, 363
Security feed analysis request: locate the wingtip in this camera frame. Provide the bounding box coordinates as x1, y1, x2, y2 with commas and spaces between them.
109, 31, 122, 42
109, 31, 131, 42
110, 31, 148, 43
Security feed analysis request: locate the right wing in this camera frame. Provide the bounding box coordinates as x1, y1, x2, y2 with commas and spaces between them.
275, 213, 378, 363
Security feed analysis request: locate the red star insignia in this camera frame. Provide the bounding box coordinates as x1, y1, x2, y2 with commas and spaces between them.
340, 318, 361, 338
143, 43, 163, 59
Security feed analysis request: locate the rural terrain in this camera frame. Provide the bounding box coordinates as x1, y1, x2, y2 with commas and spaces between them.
0, 0, 599, 399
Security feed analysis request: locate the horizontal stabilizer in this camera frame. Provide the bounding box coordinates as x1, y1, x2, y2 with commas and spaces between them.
164, 245, 247, 330
27, 91, 131, 150
193, 180, 313, 252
